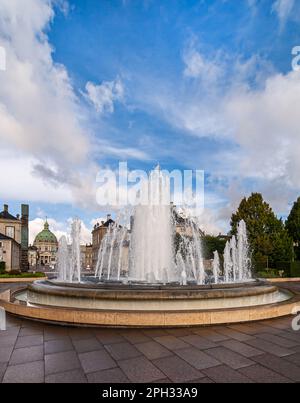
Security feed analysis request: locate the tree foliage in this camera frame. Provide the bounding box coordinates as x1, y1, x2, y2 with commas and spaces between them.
202, 235, 227, 260
286, 197, 300, 259
231, 193, 294, 269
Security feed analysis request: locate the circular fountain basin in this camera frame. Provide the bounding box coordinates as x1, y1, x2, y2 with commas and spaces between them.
2, 278, 297, 328
22, 279, 290, 311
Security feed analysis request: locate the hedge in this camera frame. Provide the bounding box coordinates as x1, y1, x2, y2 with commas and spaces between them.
291, 261, 300, 277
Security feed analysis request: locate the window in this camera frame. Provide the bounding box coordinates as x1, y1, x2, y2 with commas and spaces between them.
5, 226, 15, 239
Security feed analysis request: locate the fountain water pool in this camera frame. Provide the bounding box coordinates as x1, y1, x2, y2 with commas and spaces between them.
1, 166, 297, 327
93, 167, 251, 286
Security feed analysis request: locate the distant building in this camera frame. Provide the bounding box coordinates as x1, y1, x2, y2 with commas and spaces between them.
33, 220, 58, 267
28, 245, 39, 268
0, 204, 29, 272
92, 214, 115, 269
172, 205, 205, 237
0, 233, 20, 271
80, 244, 93, 270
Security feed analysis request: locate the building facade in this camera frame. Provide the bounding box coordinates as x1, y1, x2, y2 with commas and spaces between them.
80, 244, 93, 270
33, 220, 58, 267
92, 215, 114, 270
0, 233, 20, 271
0, 204, 29, 272
28, 245, 39, 269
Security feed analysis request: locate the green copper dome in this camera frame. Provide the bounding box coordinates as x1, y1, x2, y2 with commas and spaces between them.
34, 220, 57, 243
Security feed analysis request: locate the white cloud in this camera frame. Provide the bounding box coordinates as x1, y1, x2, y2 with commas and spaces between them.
85, 78, 124, 114
272, 0, 295, 29
198, 209, 224, 236
97, 142, 150, 161
0, 150, 73, 203
133, 42, 300, 225
170, 47, 300, 198
0, 0, 102, 211
224, 70, 300, 188
0, 0, 89, 165
0, 1, 135, 209
183, 48, 221, 83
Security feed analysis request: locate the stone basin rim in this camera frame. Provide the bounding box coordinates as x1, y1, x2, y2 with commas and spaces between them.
27, 279, 280, 301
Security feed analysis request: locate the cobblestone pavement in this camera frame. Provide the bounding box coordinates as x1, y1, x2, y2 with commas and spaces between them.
0, 282, 300, 383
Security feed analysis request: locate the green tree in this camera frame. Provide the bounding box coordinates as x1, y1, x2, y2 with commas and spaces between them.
286, 197, 300, 259
202, 235, 227, 260
231, 193, 294, 271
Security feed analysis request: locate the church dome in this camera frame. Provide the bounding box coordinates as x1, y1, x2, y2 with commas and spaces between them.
34, 221, 57, 244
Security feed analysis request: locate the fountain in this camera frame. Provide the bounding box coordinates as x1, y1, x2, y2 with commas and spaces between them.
57, 236, 69, 282
212, 251, 220, 284
1, 166, 297, 327
93, 167, 251, 285
57, 219, 82, 283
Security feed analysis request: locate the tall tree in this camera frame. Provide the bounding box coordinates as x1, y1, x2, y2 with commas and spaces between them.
231, 193, 294, 270
202, 235, 227, 260
286, 197, 300, 259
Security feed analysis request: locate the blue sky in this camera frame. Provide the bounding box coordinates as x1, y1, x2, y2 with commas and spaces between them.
0, 0, 300, 242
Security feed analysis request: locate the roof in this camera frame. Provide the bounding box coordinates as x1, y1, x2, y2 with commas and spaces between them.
0, 210, 19, 221
0, 233, 14, 241
102, 218, 115, 228
93, 218, 115, 232
0, 232, 20, 246
34, 221, 58, 244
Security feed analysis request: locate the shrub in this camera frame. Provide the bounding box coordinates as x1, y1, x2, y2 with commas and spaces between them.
0, 261, 6, 274
257, 269, 285, 278
291, 261, 300, 277
0, 272, 45, 279
9, 270, 22, 276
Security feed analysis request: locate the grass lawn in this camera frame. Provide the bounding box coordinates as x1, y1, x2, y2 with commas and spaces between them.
0, 272, 45, 278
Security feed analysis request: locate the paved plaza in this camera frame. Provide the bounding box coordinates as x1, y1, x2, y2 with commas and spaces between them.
0, 282, 300, 383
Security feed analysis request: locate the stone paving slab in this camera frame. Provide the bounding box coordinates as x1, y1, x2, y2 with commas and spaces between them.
203, 346, 254, 369
238, 364, 291, 383
154, 335, 191, 350
180, 334, 217, 349
9, 345, 44, 365
118, 356, 165, 383
202, 364, 253, 383
217, 339, 263, 358
73, 337, 103, 353
78, 349, 117, 374
104, 342, 142, 360
46, 369, 87, 383
174, 347, 220, 370
44, 337, 74, 355
152, 355, 204, 382
135, 341, 173, 360
0, 310, 300, 383
244, 337, 295, 357
45, 350, 81, 375
2, 360, 45, 383
87, 368, 129, 383
252, 353, 300, 382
